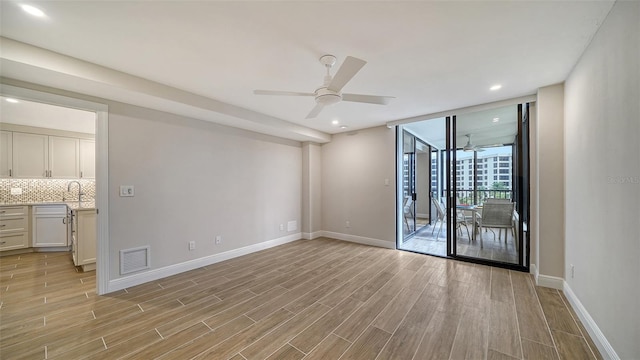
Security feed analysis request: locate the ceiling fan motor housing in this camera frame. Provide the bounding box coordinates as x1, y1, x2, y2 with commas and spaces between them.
315, 87, 342, 105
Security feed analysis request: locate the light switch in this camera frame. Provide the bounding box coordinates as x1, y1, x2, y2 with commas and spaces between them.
120, 185, 135, 197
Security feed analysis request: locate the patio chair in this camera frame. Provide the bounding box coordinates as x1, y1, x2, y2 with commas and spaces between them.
480, 202, 516, 246
431, 197, 446, 238
403, 196, 413, 231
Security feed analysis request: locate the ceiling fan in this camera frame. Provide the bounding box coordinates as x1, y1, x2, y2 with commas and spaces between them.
463, 134, 486, 152
254, 55, 394, 119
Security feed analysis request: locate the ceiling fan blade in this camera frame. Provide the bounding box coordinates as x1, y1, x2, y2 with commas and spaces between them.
254, 90, 315, 96
342, 93, 394, 105
327, 56, 366, 92
305, 103, 324, 119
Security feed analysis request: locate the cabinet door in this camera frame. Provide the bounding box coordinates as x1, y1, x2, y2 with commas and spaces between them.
33, 216, 68, 247
49, 136, 80, 179
77, 210, 96, 265
0, 131, 12, 178
13, 132, 48, 178
79, 139, 95, 179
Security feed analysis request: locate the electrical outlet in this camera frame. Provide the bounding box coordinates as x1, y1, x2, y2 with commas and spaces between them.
345, 220, 350, 228
279, 224, 284, 231
570, 264, 575, 278
189, 241, 196, 250
215, 236, 222, 245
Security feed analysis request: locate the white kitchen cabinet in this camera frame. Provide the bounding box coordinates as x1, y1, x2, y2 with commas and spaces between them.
32, 205, 68, 247
12, 132, 48, 178
0, 206, 29, 251
0, 131, 12, 178
79, 139, 95, 179
72, 209, 96, 271
49, 136, 80, 179
11, 132, 80, 179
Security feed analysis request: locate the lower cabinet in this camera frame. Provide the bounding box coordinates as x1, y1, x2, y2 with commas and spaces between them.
0, 206, 29, 251
33, 205, 68, 247
73, 209, 96, 271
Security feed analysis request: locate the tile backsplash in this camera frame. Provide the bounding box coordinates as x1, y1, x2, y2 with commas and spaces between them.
0, 179, 96, 203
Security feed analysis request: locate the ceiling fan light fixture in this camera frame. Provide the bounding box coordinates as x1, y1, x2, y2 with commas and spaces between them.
315, 86, 342, 106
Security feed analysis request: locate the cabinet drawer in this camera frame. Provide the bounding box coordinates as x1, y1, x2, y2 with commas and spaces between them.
0, 217, 28, 233
0, 232, 29, 251
33, 205, 67, 215
0, 206, 28, 218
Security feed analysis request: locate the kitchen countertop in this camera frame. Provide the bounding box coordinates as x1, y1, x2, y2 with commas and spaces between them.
0, 201, 96, 210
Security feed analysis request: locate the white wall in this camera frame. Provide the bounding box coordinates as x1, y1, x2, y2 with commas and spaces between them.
321, 126, 396, 246
107, 102, 302, 280
564, 1, 639, 358
535, 84, 565, 280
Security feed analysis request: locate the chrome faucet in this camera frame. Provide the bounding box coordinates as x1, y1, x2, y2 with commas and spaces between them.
67, 181, 84, 204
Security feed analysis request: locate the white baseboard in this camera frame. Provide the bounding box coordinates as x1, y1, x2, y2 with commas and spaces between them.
536, 273, 564, 290
563, 282, 620, 360
301, 231, 323, 240
320, 231, 395, 249
107, 233, 301, 293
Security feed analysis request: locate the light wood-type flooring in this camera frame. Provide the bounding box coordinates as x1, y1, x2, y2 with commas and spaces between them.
0, 238, 601, 360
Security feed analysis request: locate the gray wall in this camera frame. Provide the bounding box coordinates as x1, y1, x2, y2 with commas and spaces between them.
564, 1, 639, 358
321, 126, 396, 244
108, 102, 302, 279
536, 84, 565, 279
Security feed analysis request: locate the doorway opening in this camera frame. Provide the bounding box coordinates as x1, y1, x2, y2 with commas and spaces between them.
1, 84, 109, 293
397, 103, 530, 270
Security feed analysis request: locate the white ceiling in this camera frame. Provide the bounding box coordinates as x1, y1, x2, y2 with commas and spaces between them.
0, 1, 613, 142
0, 96, 96, 134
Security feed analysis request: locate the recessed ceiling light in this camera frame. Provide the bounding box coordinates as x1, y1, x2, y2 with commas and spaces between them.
5, 98, 19, 103
340, 125, 348, 129
331, 120, 339, 125
490, 84, 502, 91
20, 4, 46, 17
492, 117, 500, 123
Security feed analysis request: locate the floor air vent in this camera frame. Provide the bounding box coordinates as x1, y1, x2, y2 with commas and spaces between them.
120, 246, 150, 275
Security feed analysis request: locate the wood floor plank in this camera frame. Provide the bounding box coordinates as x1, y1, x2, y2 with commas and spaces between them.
264, 343, 305, 360
157, 314, 256, 360
491, 268, 514, 303
289, 296, 363, 353
414, 310, 461, 360
370, 287, 422, 333
301, 333, 351, 360
488, 299, 522, 359
551, 329, 596, 360
521, 338, 559, 360
536, 288, 581, 336
514, 293, 555, 346
449, 305, 489, 360
376, 289, 440, 360
240, 302, 331, 360
556, 291, 603, 360
125, 322, 211, 359
338, 326, 392, 360
487, 349, 520, 360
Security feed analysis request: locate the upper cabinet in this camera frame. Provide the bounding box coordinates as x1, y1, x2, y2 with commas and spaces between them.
1, 128, 92, 179
48, 136, 80, 179
79, 139, 95, 179
0, 131, 12, 178
12, 132, 49, 178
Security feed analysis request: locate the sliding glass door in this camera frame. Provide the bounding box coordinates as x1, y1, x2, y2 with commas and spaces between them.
399, 103, 530, 270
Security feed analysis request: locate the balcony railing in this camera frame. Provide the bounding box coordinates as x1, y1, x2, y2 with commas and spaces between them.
440, 189, 513, 205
